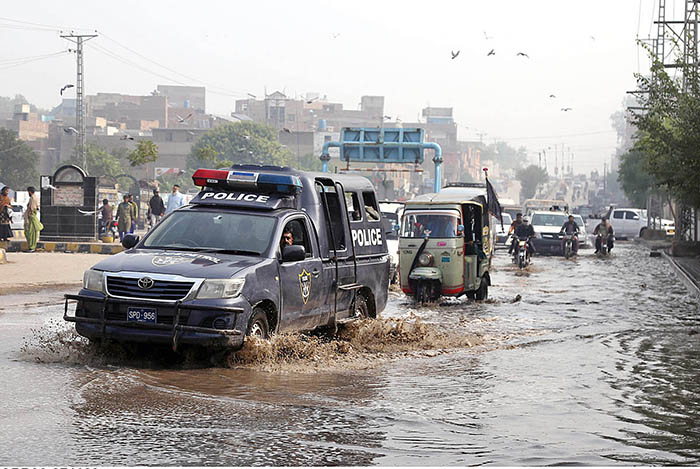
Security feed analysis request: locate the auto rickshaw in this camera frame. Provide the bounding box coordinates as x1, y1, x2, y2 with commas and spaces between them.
399, 186, 494, 303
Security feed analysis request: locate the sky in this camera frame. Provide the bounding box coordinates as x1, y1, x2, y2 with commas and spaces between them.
0, 0, 676, 174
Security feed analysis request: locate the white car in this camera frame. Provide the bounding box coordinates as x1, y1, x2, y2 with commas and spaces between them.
608, 208, 674, 239
10, 204, 24, 230
495, 213, 513, 246
530, 211, 583, 255
572, 214, 590, 248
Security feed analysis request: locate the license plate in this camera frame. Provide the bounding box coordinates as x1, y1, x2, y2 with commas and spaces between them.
127, 307, 157, 323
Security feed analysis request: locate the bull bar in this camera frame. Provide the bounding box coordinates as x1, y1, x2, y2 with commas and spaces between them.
64, 294, 244, 351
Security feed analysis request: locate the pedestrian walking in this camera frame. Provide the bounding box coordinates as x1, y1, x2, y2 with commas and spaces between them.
99, 198, 113, 235
117, 194, 132, 241
165, 184, 185, 214
128, 193, 138, 233
0, 186, 13, 242
149, 188, 165, 226
23, 186, 43, 252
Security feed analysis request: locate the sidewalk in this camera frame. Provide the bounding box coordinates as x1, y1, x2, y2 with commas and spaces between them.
0, 252, 110, 295
0, 240, 124, 254
662, 252, 700, 300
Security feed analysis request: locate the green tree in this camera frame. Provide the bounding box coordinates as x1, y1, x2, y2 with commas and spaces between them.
631, 44, 700, 208
0, 128, 39, 189
517, 164, 548, 200
297, 153, 323, 172
617, 150, 654, 207
68, 143, 124, 178
127, 140, 158, 167
188, 121, 293, 170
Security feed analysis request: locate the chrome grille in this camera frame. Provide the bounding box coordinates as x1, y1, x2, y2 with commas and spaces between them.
106, 276, 194, 301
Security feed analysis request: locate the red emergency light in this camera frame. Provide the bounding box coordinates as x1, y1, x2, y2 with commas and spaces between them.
192, 169, 231, 187
192, 168, 302, 194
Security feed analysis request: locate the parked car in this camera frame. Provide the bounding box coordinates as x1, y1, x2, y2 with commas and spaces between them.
495, 213, 513, 247
607, 208, 674, 239
572, 214, 590, 248
10, 205, 24, 230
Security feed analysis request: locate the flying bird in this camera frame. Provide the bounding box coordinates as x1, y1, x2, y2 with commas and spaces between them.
487, 49, 495, 56
60, 84, 74, 95
516, 52, 530, 58
483, 31, 493, 40
332, 33, 340, 39
561, 107, 573, 112
247, 93, 256, 99
451, 50, 460, 59
176, 113, 193, 123
549, 94, 557, 98
282, 128, 291, 133
590, 35, 596, 41
384, 115, 392, 120
306, 97, 318, 104
63, 127, 78, 135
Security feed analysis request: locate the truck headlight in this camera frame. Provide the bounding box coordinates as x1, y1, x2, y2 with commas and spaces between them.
418, 252, 433, 267
83, 269, 105, 293
196, 278, 245, 299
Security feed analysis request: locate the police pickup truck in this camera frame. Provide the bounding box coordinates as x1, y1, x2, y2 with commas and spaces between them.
64, 166, 391, 351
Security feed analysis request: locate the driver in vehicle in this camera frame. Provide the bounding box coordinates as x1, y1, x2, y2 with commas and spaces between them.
514, 216, 536, 255
560, 214, 580, 254
280, 227, 293, 250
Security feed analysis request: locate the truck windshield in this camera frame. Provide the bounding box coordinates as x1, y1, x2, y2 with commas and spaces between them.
143, 210, 276, 255
401, 211, 460, 238
531, 213, 568, 227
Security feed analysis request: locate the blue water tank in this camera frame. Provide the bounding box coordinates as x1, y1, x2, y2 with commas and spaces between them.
318, 119, 327, 131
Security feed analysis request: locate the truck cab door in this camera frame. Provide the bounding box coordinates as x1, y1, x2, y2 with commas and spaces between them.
611, 210, 626, 237
278, 216, 323, 332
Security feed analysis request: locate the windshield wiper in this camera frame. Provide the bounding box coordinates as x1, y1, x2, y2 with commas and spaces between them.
198, 248, 261, 256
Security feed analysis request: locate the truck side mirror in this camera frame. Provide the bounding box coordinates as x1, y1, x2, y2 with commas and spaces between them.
282, 244, 306, 262
121, 234, 140, 249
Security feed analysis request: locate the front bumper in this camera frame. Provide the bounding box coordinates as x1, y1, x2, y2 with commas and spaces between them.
532, 236, 583, 255
64, 291, 248, 351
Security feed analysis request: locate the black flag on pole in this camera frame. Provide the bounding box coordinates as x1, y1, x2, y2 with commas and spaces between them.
484, 171, 504, 230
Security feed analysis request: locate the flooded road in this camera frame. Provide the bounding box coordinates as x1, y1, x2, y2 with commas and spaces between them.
2, 243, 699, 465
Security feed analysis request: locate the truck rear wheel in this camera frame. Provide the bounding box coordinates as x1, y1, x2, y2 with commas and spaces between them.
475, 277, 488, 301
353, 293, 369, 319
246, 308, 270, 339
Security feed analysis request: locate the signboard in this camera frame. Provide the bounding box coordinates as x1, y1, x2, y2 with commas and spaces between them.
53, 185, 84, 206
339, 128, 425, 164
155, 167, 181, 177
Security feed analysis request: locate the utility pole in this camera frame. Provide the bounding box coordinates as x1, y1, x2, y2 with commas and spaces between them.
61, 32, 97, 170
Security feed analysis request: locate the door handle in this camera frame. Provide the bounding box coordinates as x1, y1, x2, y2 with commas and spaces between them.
312, 269, 320, 277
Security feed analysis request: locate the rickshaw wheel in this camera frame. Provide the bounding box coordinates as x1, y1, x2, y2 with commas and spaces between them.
475, 278, 488, 301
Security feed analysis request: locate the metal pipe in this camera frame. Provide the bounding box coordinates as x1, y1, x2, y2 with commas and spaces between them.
320, 141, 341, 172
423, 142, 443, 192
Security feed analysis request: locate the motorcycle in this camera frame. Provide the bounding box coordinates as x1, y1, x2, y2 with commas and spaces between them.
562, 233, 577, 259
515, 236, 530, 269
596, 234, 614, 256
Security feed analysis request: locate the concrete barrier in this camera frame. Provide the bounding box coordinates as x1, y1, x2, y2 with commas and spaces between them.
0, 240, 124, 255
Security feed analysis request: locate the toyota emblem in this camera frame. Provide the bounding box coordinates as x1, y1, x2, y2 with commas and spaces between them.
137, 277, 155, 290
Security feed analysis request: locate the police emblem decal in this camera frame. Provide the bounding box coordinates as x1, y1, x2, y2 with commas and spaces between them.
298, 269, 311, 304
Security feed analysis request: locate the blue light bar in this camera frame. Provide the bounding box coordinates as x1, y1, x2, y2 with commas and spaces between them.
256, 173, 302, 194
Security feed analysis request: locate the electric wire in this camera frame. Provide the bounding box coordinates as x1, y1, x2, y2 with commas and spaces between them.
0, 50, 70, 71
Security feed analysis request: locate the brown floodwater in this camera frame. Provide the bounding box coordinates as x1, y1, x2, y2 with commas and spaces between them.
1, 243, 699, 465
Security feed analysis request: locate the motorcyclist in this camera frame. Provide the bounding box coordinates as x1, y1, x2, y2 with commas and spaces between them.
508, 212, 523, 254
559, 214, 580, 255
514, 215, 536, 258
593, 217, 615, 253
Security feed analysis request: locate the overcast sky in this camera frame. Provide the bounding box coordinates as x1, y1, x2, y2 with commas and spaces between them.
0, 0, 674, 174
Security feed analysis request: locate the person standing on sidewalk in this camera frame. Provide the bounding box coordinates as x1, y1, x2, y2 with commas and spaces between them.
149, 189, 165, 226
99, 198, 113, 235
128, 193, 138, 233
0, 186, 13, 242
117, 194, 132, 241
23, 186, 42, 252
165, 184, 185, 214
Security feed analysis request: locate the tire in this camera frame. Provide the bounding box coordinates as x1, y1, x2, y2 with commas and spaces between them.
475, 277, 488, 301
466, 290, 476, 300
639, 227, 647, 238
564, 243, 572, 259
518, 254, 525, 269
353, 293, 369, 318
246, 307, 270, 339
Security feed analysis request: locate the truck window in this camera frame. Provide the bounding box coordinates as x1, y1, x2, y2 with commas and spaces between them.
613, 211, 624, 219
625, 211, 639, 220
315, 182, 346, 251
282, 218, 313, 256
345, 191, 362, 221
362, 191, 380, 221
